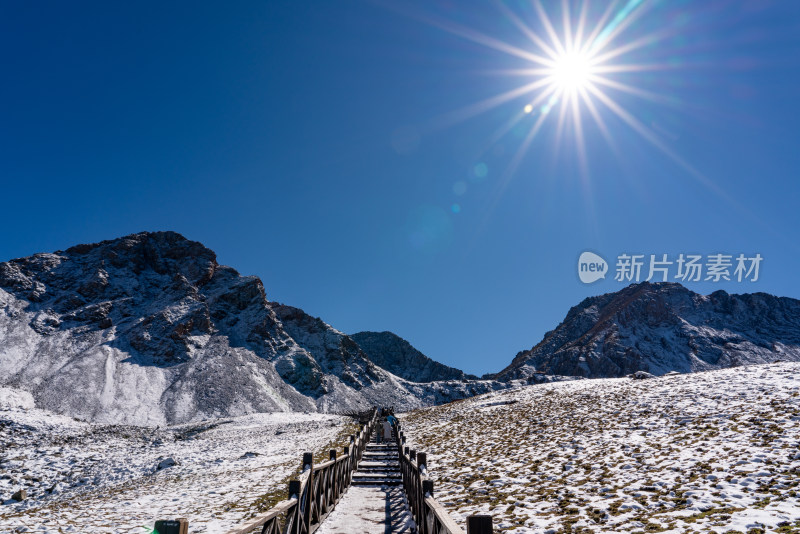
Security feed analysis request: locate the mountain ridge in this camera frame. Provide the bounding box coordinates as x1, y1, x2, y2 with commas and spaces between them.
351, 331, 477, 383
3, 233, 798, 425
0, 231, 505, 425
495, 281, 800, 380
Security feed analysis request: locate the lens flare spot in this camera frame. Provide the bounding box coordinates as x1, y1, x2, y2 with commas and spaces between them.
451, 203, 461, 214
524, 104, 534, 113
406, 205, 453, 253
473, 162, 489, 178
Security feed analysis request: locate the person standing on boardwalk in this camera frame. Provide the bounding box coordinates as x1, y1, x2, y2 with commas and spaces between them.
382, 419, 393, 442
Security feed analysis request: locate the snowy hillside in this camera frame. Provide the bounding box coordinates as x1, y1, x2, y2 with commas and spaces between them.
496, 282, 800, 381
0, 386, 350, 533
401, 362, 800, 533
0, 231, 504, 425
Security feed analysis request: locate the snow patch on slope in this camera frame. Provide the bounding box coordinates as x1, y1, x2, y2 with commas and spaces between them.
402, 362, 800, 533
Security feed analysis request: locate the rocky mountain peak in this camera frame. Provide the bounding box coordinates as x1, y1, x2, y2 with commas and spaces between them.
0, 232, 504, 425
351, 331, 476, 382
62, 231, 219, 287
495, 282, 800, 381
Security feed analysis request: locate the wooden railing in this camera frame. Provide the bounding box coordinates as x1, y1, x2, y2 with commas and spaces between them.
393, 419, 493, 534
155, 408, 491, 534
218, 407, 379, 534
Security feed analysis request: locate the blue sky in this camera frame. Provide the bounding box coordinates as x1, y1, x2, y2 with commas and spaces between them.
2, 1, 799, 375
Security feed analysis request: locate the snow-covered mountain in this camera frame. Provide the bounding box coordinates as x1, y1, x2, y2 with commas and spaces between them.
495, 281, 800, 380
351, 331, 476, 382
0, 232, 503, 425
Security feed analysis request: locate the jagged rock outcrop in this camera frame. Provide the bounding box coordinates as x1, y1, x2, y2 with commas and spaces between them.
351, 331, 476, 382
494, 282, 800, 381
0, 232, 504, 425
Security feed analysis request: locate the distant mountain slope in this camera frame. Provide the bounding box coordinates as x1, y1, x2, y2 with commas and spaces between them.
495, 282, 800, 380
0, 232, 505, 425
351, 331, 476, 382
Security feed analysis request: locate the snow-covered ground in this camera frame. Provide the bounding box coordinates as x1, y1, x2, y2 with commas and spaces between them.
1, 388, 351, 533
401, 362, 800, 533
315, 486, 416, 534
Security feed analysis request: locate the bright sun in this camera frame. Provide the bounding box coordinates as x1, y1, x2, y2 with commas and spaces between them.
549, 50, 594, 92
427, 0, 694, 182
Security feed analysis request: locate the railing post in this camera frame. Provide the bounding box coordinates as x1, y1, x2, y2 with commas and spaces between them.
467, 515, 493, 534
417, 452, 427, 472
302, 452, 314, 532
289, 479, 301, 498
153, 518, 188, 534
416, 456, 426, 534
422, 479, 433, 497
287, 480, 302, 534
330, 449, 338, 502
342, 445, 350, 486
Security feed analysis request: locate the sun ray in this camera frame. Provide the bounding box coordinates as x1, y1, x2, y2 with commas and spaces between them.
571, 89, 600, 243
552, 89, 571, 162
432, 78, 553, 128
422, 14, 555, 67
477, 67, 554, 77
590, 63, 681, 73
589, 29, 674, 65
502, 107, 551, 186
562, 0, 574, 51
381, 1, 557, 68
578, 85, 615, 150
585, 83, 727, 197
588, 0, 649, 55
570, 89, 589, 181
486, 84, 562, 148
473, 105, 554, 250
574, 0, 590, 53
588, 75, 679, 105
579, 85, 648, 198
579, 0, 622, 55
534, 0, 567, 56
494, 0, 560, 60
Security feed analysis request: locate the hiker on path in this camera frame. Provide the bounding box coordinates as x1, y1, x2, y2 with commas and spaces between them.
382, 419, 393, 442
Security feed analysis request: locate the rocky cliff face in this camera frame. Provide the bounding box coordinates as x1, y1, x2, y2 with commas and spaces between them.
351, 331, 476, 382
0, 232, 504, 425
495, 282, 800, 381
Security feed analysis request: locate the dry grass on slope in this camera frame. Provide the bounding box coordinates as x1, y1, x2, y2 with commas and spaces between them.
401, 363, 800, 534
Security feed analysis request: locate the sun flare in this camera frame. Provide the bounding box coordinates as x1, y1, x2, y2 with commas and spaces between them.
549, 50, 594, 93
422, 0, 702, 182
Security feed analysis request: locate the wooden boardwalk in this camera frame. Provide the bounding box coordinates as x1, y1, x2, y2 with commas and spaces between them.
353, 436, 402, 486
155, 409, 493, 534
316, 431, 413, 533
314, 485, 413, 534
